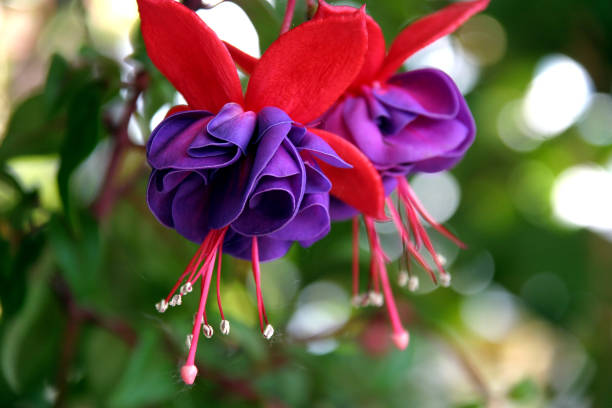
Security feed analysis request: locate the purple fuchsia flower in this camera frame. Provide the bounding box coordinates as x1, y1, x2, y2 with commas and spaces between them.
227, 0, 489, 350
137, 0, 385, 384
316, 0, 489, 349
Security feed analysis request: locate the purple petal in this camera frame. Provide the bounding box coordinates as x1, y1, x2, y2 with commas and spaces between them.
382, 69, 460, 119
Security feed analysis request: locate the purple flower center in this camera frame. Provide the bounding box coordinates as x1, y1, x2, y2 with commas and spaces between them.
146, 102, 349, 261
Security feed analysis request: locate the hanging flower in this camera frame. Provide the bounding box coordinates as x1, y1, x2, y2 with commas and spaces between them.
227, 0, 488, 350
316, 0, 489, 350
137, 0, 385, 384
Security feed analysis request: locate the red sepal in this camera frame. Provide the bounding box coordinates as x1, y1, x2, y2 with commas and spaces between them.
377, 0, 490, 81
137, 0, 243, 112
224, 42, 257, 75
165, 105, 191, 119
315, 1, 386, 90
245, 10, 368, 124
309, 128, 386, 220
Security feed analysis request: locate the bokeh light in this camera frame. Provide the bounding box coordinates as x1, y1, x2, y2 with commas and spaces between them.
522, 54, 593, 138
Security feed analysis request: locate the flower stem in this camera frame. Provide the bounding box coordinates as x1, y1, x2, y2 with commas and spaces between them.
280, 0, 296, 34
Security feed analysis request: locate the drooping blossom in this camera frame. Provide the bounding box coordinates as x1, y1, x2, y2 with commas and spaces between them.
137, 0, 385, 384
227, 0, 489, 350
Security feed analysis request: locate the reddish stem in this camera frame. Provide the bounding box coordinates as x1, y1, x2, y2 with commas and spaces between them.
280, 0, 296, 34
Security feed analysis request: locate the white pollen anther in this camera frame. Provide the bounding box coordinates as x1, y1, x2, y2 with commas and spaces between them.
408, 276, 419, 292
180, 282, 193, 296
220, 320, 230, 335
437, 254, 447, 266
398, 270, 409, 287
170, 294, 182, 307
186, 334, 193, 349
263, 324, 274, 340
439, 273, 451, 287
368, 291, 384, 307
351, 293, 366, 308
155, 299, 168, 313
203, 324, 214, 338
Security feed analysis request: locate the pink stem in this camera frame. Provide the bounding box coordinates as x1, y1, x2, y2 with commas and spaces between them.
280, 0, 296, 34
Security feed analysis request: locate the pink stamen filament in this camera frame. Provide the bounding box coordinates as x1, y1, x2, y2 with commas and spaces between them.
397, 177, 467, 249
352, 216, 360, 298
363, 217, 409, 349
216, 244, 225, 320
385, 198, 438, 284
181, 244, 218, 385
251, 237, 269, 333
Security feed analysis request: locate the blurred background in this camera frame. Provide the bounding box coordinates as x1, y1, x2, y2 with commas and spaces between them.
1, 0, 611, 407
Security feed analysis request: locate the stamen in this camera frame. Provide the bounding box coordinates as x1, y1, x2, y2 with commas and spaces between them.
202, 324, 214, 338
155, 299, 168, 313
220, 319, 230, 335
185, 334, 193, 349
180, 282, 193, 296
368, 290, 384, 307
439, 273, 451, 288
397, 177, 467, 249
180, 229, 227, 385
352, 216, 360, 299
251, 237, 270, 334
351, 293, 367, 308
363, 217, 409, 350
170, 294, 182, 307
408, 276, 420, 292
385, 198, 438, 284
398, 270, 409, 287
263, 324, 274, 340
216, 244, 225, 320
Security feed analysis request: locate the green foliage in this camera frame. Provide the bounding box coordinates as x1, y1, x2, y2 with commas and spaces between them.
57, 81, 104, 223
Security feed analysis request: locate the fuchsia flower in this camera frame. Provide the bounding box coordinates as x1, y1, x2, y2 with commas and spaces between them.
317, 0, 489, 350
229, 0, 489, 350
137, 0, 386, 385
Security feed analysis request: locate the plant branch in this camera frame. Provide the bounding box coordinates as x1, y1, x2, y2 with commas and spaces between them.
280, 0, 296, 34
91, 71, 148, 220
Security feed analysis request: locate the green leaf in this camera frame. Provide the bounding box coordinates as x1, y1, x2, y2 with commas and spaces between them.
508, 377, 540, 403
0, 94, 65, 163
48, 213, 101, 301
57, 81, 103, 220
0, 232, 46, 319
108, 330, 178, 407
0, 248, 55, 392
231, 0, 281, 51
43, 53, 72, 116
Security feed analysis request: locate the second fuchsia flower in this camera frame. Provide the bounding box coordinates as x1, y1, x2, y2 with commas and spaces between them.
316, 0, 489, 350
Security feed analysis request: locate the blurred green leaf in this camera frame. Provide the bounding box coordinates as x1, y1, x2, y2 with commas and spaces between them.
43, 53, 72, 116
48, 213, 101, 301
0, 248, 54, 392
0, 232, 46, 319
0, 94, 65, 163
108, 330, 178, 407
508, 377, 540, 403
57, 81, 103, 221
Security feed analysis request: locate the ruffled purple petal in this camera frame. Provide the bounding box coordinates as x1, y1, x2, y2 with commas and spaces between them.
146, 102, 345, 262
